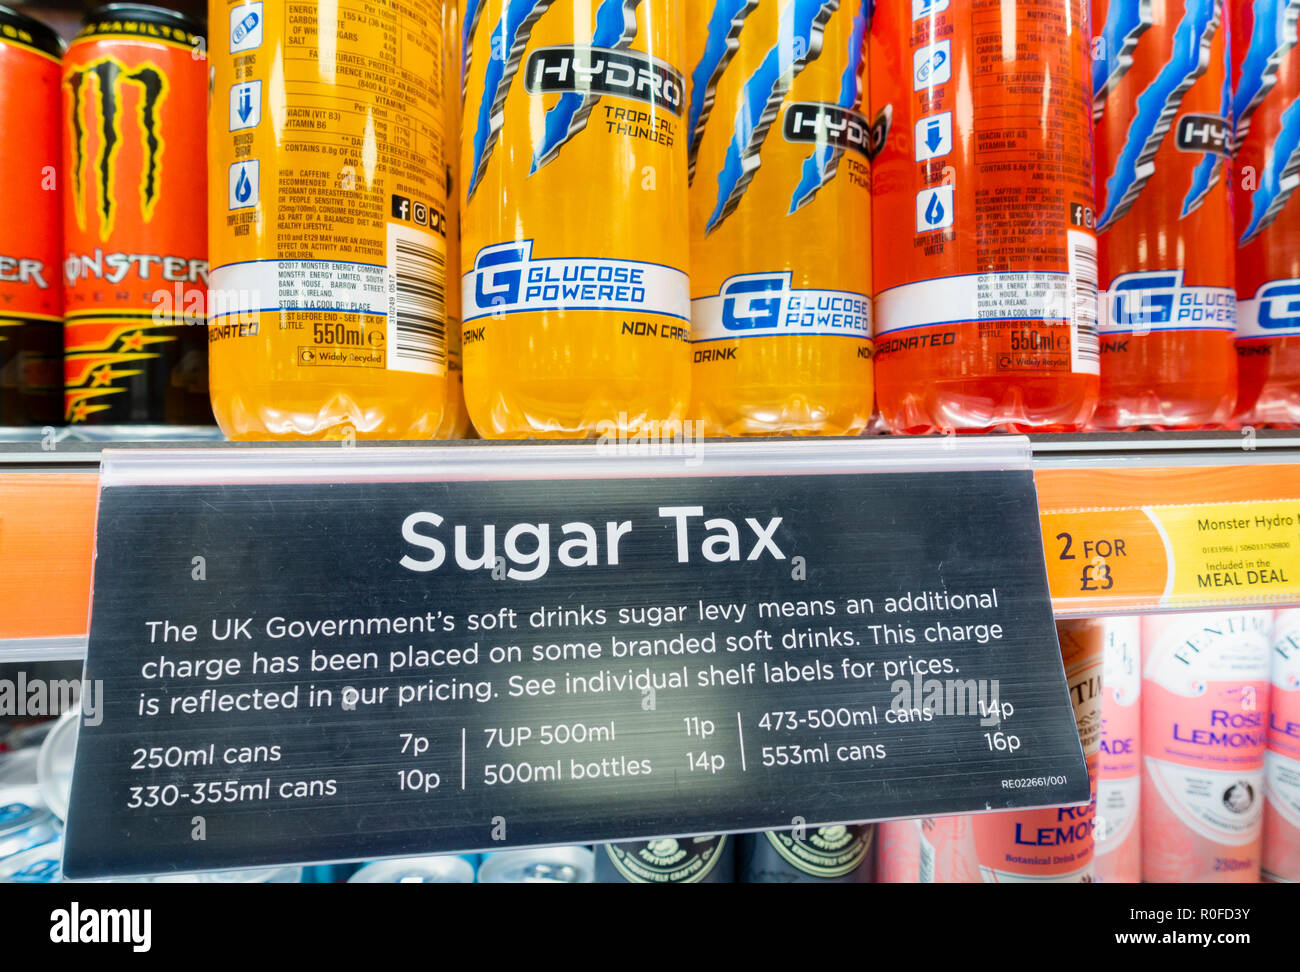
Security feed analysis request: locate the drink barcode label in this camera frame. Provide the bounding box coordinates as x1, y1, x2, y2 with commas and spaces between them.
386, 223, 447, 376
1068, 229, 1099, 375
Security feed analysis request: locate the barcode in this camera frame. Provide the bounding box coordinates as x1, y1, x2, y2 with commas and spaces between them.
1069, 231, 1099, 373
387, 225, 446, 374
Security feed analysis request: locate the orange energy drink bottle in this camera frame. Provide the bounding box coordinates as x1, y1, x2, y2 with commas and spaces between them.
0, 6, 63, 427
62, 4, 211, 426
1230, 0, 1300, 427
438, 0, 471, 438
460, 0, 691, 439
685, 0, 873, 437
1092, 0, 1238, 429
869, 0, 1100, 434
208, 0, 448, 441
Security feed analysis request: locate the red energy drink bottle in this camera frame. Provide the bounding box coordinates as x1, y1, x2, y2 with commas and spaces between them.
1230, 0, 1300, 427
869, 0, 1100, 434
62, 4, 211, 426
0, 6, 62, 426
1092, 0, 1238, 429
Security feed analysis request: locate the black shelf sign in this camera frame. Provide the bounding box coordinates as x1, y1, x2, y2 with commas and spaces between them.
63, 440, 1088, 878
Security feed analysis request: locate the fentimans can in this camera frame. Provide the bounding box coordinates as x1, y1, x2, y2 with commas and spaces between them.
596, 835, 734, 883
737, 825, 874, 883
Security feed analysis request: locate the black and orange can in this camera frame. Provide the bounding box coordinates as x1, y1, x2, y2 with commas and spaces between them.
0, 6, 63, 426
62, 3, 210, 425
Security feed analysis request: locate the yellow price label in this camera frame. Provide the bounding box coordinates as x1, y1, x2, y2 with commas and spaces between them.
1149, 500, 1300, 603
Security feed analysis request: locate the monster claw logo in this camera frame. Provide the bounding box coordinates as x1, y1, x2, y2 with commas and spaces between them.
787, 0, 869, 214
66, 56, 168, 240
1092, 0, 1153, 120
1096, 0, 1221, 231
531, 0, 644, 174
467, 0, 558, 199
1235, 0, 1300, 243
1242, 100, 1300, 244
462, 0, 487, 105
1233, 0, 1300, 148
687, 0, 760, 183
1181, 46, 1232, 218
707, 0, 839, 236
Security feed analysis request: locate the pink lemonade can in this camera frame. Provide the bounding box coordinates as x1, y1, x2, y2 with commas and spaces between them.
1095, 616, 1142, 883
970, 620, 1103, 882
1265, 609, 1300, 883
1142, 612, 1273, 883
875, 819, 922, 883
919, 816, 982, 883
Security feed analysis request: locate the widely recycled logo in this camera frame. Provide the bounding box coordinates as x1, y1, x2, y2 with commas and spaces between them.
65, 56, 169, 240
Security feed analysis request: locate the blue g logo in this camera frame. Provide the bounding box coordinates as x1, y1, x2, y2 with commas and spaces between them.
1258, 281, 1300, 330
474, 243, 529, 308
721, 274, 788, 331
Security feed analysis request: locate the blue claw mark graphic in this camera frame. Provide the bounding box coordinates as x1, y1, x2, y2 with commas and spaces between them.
707, 0, 840, 235
1092, 0, 1153, 119
465, 0, 556, 198
530, 0, 643, 174
788, 0, 869, 213
1096, 0, 1221, 231
1242, 97, 1300, 242
1233, 0, 1300, 147
467, 0, 557, 199
687, 0, 761, 183
1181, 33, 1232, 217
462, 0, 488, 104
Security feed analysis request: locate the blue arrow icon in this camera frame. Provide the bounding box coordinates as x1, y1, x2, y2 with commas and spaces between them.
238, 87, 253, 123
926, 120, 944, 154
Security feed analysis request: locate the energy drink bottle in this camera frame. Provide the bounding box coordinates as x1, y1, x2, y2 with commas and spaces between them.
208, 0, 448, 441
970, 619, 1103, 882
1142, 611, 1272, 882
460, 0, 691, 439
686, 0, 873, 436
596, 835, 733, 883
62, 4, 211, 426
1230, 0, 1300, 427
738, 825, 874, 882
1264, 609, 1300, 882
1095, 615, 1142, 883
869, 0, 1100, 433
1092, 0, 1238, 429
0, 6, 62, 427
438, 0, 471, 439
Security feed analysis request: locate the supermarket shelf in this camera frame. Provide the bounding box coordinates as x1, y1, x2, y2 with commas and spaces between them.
1, 431, 1298, 661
